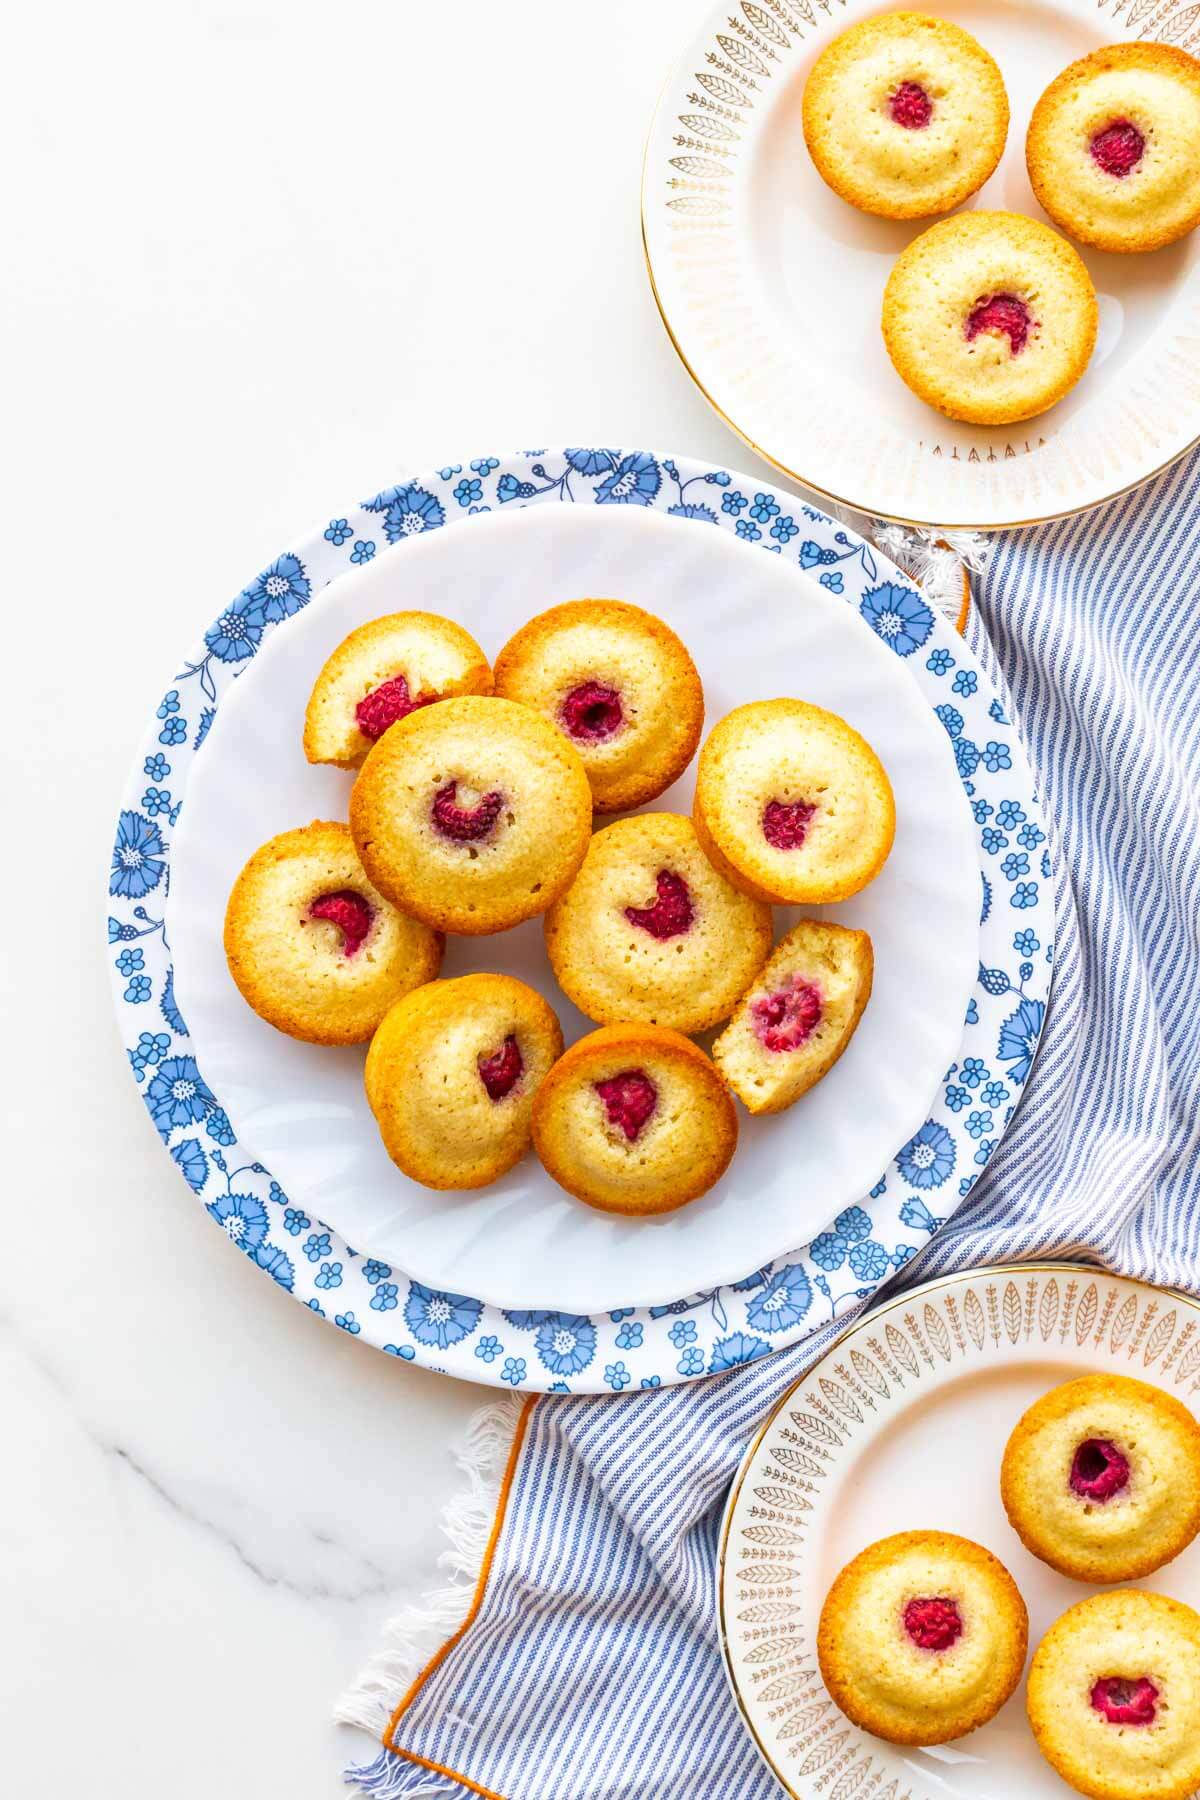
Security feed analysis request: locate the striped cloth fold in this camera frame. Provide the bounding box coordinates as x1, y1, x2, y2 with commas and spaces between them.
346, 447, 1200, 1800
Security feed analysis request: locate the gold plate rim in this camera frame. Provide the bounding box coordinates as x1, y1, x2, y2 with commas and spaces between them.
715, 1259, 1200, 1799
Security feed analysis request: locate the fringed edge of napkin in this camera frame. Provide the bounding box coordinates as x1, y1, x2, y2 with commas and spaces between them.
337, 1393, 530, 1798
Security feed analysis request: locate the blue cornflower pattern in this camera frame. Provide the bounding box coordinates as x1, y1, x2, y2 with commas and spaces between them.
454, 477, 482, 506
471, 456, 500, 476
370, 1282, 399, 1312
820, 571, 844, 593
750, 492, 780, 523
206, 1108, 236, 1146
859, 582, 934, 656
283, 1208, 309, 1236
616, 1322, 644, 1350
668, 1319, 697, 1348
205, 590, 265, 663
849, 1241, 889, 1282
336, 1311, 361, 1335
144, 752, 170, 781
1013, 929, 1040, 956
145, 1056, 214, 1135
501, 1357, 527, 1387
668, 502, 717, 523
405, 1283, 482, 1349
981, 828, 1007, 855
604, 1361, 632, 1391
998, 998, 1046, 1084
677, 1347, 704, 1375
170, 1138, 208, 1192
721, 489, 748, 515
945, 1083, 969, 1112
564, 448, 616, 476
207, 1191, 269, 1251
771, 514, 799, 543
1012, 881, 1039, 909
709, 1333, 771, 1373
382, 485, 445, 542
1001, 852, 1030, 881
896, 1121, 955, 1188
983, 741, 1013, 773
996, 801, 1026, 830
1018, 823, 1045, 850
966, 1110, 993, 1139
535, 1314, 597, 1376
475, 1335, 503, 1363
596, 451, 661, 506
324, 519, 352, 546
350, 539, 376, 564
362, 1259, 391, 1284
961, 1057, 987, 1087
124, 974, 152, 1003
111, 811, 166, 899
315, 1261, 343, 1289
746, 1264, 812, 1333
303, 1232, 331, 1263
952, 670, 978, 697
115, 948, 144, 977
735, 518, 761, 542
927, 648, 953, 675
253, 1245, 295, 1290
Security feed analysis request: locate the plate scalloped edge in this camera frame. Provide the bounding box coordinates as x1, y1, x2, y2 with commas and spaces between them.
718, 1260, 1200, 1800
106, 447, 1053, 1393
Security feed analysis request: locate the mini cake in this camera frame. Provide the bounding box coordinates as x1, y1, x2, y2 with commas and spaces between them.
1000, 1373, 1200, 1582
349, 695, 593, 936
711, 920, 873, 1114
693, 699, 894, 905
817, 1530, 1028, 1746
803, 13, 1009, 219
1028, 44, 1200, 254
366, 974, 563, 1190
882, 211, 1098, 426
304, 612, 492, 768
531, 1025, 737, 1216
223, 821, 443, 1045
543, 813, 773, 1035
1027, 1591, 1200, 1800
492, 600, 703, 812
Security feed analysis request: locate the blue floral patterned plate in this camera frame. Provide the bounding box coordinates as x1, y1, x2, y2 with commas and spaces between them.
108, 449, 1053, 1392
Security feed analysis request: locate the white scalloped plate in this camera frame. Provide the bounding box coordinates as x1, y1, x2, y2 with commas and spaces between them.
643, 0, 1200, 528
167, 501, 978, 1315
720, 1262, 1200, 1799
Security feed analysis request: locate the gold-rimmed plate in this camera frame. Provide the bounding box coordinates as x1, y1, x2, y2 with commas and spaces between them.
718, 1261, 1200, 1797
643, 0, 1200, 529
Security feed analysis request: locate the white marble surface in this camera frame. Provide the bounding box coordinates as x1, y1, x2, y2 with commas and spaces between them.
3, 0, 781, 1790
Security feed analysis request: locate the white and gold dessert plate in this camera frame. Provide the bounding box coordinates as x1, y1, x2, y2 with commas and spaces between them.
720, 1262, 1200, 1798
643, 0, 1200, 528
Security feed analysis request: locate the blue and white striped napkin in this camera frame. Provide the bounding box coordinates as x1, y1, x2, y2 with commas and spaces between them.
341, 447, 1200, 1800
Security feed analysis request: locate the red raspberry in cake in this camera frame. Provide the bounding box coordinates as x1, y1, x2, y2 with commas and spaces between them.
1092, 1676, 1158, 1726
494, 599, 703, 812
750, 977, 823, 1054
890, 80, 932, 129
1071, 1437, 1130, 1502
304, 612, 492, 769
431, 783, 505, 843
761, 797, 817, 852
904, 1597, 963, 1652
965, 293, 1033, 356
224, 821, 443, 1046
545, 814, 772, 1036
532, 1026, 736, 1216
367, 975, 563, 1190
1090, 118, 1146, 178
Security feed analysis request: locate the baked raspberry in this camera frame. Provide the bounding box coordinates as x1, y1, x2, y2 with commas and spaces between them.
750, 978, 823, 1054
965, 293, 1033, 355
355, 672, 432, 741
1070, 1438, 1130, 1502
762, 797, 817, 851
890, 80, 933, 129
308, 889, 373, 957
594, 1070, 658, 1142
431, 782, 505, 843
477, 1033, 523, 1102
1091, 1675, 1159, 1726
561, 681, 624, 743
624, 870, 694, 941
903, 1597, 963, 1652
1090, 118, 1145, 179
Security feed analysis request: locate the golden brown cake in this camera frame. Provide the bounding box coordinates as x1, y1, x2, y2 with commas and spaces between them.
817, 1530, 1027, 1745
693, 699, 894, 905
223, 820, 443, 1045
803, 13, 1009, 219
365, 974, 563, 1190
1027, 1591, 1200, 1800
492, 599, 703, 813
881, 211, 1098, 426
1028, 43, 1200, 254
531, 1025, 737, 1216
1000, 1373, 1200, 1582
303, 611, 492, 768
349, 695, 593, 936
543, 813, 773, 1035
711, 919, 873, 1115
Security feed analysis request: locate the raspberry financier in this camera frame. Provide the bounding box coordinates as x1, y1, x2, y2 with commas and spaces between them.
223, 821, 443, 1044
1027, 1591, 1200, 1800
304, 611, 492, 768
1028, 43, 1200, 254
366, 974, 563, 1190
712, 920, 873, 1114
544, 813, 773, 1035
693, 699, 894, 905
818, 1531, 1028, 1745
1001, 1373, 1200, 1582
493, 599, 704, 812
349, 695, 593, 935
532, 1026, 736, 1216
882, 211, 1098, 425
803, 13, 1009, 219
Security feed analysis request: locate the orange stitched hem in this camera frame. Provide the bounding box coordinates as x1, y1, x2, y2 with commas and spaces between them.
382, 1393, 537, 1799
